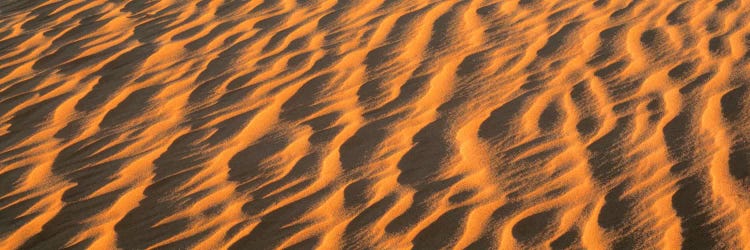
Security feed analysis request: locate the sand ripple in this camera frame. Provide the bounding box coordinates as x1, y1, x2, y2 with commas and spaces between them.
1, 0, 750, 249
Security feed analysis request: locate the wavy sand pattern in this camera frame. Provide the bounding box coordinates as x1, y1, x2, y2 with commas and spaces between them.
2, 0, 750, 249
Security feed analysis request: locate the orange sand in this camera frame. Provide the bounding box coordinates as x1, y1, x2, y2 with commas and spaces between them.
1, 0, 750, 249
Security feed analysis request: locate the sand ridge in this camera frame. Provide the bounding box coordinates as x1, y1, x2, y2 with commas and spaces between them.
1, 0, 750, 249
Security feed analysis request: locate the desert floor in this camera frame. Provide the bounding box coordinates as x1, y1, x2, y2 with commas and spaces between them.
1, 0, 750, 249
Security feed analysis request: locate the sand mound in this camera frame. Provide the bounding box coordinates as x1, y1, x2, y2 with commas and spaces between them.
1, 0, 750, 249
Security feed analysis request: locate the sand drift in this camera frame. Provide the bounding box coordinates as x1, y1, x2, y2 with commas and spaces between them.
1, 0, 750, 249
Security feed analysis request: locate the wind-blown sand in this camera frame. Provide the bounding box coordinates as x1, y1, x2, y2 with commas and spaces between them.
1, 0, 750, 249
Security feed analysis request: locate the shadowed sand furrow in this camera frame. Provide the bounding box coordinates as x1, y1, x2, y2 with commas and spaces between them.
1, 0, 750, 249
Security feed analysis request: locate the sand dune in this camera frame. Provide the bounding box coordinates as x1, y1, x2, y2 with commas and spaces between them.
1, 0, 750, 249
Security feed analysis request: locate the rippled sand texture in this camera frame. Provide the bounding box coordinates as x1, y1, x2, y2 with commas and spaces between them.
2, 0, 750, 249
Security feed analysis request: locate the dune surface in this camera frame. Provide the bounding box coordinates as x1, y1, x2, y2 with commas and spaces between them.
2, 0, 750, 249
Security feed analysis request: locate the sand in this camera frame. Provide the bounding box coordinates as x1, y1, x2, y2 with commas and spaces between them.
1, 0, 750, 249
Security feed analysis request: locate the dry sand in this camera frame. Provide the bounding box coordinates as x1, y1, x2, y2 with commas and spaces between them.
1, 0, 750, 249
